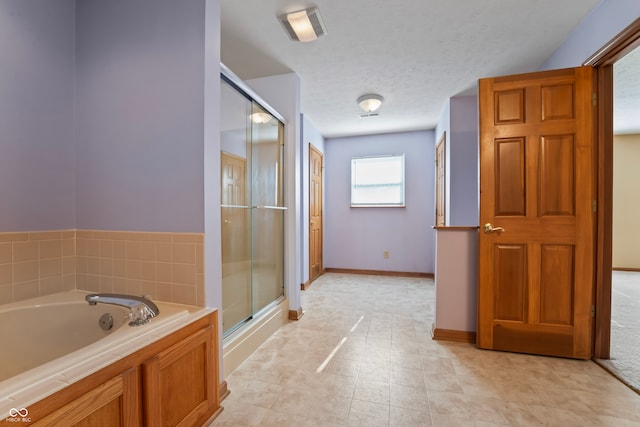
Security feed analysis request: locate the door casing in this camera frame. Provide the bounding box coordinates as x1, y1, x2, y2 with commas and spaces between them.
584, 17, 640, 359
435, 133, 446, 227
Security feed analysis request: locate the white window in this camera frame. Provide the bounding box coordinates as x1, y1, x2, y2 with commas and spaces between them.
351, 154, 405, 207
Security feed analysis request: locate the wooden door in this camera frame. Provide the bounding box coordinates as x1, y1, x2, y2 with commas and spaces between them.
435, 133, 446, 226
309, 144, 323, 283
221, 151, 251, 332
478, 66, 596, 359
221, 151, 249, 265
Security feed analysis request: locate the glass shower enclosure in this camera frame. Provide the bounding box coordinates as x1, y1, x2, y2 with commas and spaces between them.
220, 68, 285, 337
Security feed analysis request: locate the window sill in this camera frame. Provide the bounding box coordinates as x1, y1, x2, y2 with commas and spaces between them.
350, 204, 406, 208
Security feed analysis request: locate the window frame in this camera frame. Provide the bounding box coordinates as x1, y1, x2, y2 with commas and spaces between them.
350, 154, 406, 208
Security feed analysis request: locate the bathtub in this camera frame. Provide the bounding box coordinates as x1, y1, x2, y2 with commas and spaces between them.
0, 291, 212, 417
0, 297, 131, 382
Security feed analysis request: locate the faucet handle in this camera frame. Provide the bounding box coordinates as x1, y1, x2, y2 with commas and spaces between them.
128, 303, 153, 326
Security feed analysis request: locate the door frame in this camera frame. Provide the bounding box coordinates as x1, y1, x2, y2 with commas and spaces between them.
584, 18, 640, 359
435, 132, 446, 227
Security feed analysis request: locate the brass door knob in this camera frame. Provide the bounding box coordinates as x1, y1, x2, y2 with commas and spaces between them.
483, 223, 505, 233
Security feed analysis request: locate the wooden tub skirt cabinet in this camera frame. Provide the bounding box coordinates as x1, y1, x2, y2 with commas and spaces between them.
12, 310, 222, 427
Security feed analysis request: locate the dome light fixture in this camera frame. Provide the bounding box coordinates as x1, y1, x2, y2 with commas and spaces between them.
357, 94, 384, 113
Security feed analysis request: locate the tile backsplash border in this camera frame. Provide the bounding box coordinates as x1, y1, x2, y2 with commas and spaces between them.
0, 230, 204, 307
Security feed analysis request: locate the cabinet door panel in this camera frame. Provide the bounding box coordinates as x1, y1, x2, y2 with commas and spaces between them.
143, 326, 216, 427
30, 368, 141, 427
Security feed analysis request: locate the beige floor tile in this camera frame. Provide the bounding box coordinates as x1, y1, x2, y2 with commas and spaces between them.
499, 401, 549, 426
391, 351, 424, 370
429, 414, 476, 427
597, 414, 640, 427
312, 371, 358, 399
305, 394, 352, 425
391, 339, 421, 354
354, 378, 390, 404
389, 405, 432, 427
358, 360, 392, 382
348, 400, 390, 426
266, 386, 314, 417
213, 400, 269, 426
491, 377, 548, 406
572, 388, 640, 422
253, 409, 306, 427
361, 348, 393, 365
420, 354, 457, 376
424, 372, 464, 394
391, 366, 427, 390
390, 383, 430, 411
232, 379, 283, 409
521, 404, 600, 427
324, 356, 361, 378
213, 273, 640, 427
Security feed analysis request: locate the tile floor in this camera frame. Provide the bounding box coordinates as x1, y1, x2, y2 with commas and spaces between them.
212, 273, 640, 426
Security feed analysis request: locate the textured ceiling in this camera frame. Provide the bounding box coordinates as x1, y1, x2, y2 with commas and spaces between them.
220, 0, 628, 138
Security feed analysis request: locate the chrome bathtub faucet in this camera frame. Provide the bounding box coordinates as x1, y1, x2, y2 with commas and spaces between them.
85, 293, 160, 326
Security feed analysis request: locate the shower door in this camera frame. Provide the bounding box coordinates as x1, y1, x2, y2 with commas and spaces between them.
220, 74, 285, 336
250, 102, 285, 315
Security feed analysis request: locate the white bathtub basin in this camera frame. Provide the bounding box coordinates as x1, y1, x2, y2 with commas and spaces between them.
0, 299, 131, 381
0, 291, 213, 417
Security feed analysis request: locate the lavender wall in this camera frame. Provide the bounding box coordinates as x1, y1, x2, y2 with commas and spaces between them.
325, 131, 435, 274
434, 95, 479, 227
0, 0, 76, 231
541, 0, 640, 70
301, 115, 325, 284
75, 0, 207, 232
449, 96, 479, 226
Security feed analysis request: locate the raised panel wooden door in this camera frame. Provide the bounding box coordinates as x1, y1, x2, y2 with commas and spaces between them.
221, 151, 251, 333
309, 144, 323, 282
478, 67, 596, 359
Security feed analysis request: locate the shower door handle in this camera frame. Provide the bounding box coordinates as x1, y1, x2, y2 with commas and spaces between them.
252, 205, 288, 210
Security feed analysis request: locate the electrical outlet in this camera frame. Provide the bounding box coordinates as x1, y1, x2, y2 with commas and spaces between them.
383, 251, 390, 259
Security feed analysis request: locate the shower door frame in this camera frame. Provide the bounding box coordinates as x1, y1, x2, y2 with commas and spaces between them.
220, 64, 288, 338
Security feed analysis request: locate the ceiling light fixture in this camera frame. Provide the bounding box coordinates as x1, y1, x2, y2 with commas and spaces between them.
357, 94, 384, 113
278, 7, 327, 42
250, 112, 272, 124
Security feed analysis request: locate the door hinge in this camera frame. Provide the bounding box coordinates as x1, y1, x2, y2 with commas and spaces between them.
593, 200, 597, 212
591, 305, 595, 317
592, 93, 597, 106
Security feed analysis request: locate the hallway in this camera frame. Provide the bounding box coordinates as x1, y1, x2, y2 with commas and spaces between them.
212, 273, 640, 426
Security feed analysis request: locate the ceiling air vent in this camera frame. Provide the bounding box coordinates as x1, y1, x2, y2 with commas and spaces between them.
359, 112, 380, 118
